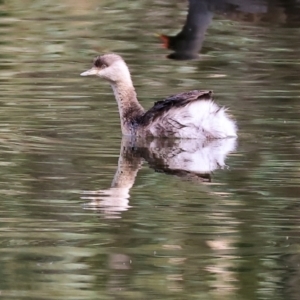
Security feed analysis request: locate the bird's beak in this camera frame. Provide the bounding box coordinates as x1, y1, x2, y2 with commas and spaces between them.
159, 34, 170, 49
80, 67, 98, 76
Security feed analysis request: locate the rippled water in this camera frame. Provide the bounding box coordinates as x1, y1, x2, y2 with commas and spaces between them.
0, 0, 300, 299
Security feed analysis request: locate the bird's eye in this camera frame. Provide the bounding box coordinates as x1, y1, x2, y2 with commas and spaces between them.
93, 57, 107, 69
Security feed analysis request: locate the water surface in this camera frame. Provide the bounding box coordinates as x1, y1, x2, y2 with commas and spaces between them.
0, 1, 300, 299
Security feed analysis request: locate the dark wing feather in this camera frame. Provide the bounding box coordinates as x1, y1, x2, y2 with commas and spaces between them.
139, 90, 213, 126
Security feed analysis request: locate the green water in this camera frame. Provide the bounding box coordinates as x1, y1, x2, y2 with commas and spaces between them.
0, 0, 300, 299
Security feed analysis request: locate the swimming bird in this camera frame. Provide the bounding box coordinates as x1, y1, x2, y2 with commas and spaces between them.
80, 54, 237, 139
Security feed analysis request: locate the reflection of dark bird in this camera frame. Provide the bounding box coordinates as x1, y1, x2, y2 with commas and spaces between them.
82, 136, 236, 217
160, 0, 213, 60
81, 54, 237, 139
160, 0, 271, 60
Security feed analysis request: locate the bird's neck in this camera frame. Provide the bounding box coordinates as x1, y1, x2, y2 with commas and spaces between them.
110, 81, 145, 136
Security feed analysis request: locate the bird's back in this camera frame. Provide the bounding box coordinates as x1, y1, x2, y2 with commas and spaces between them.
137, 90, 237, 139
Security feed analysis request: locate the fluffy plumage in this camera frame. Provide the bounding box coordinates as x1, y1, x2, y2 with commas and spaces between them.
80, 53, 237, 139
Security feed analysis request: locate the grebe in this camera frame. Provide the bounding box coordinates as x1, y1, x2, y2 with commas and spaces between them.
80, 54, 237, 139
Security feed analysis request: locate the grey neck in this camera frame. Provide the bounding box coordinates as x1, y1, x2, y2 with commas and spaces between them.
110, 82, 145, 135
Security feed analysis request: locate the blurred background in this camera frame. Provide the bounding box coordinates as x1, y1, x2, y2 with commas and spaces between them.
0, 0, 300, 299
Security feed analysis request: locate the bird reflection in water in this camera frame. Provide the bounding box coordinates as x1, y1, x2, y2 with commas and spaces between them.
160, 0, 273, 60
82, 136, 236, 218
160, 0, 213, 60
